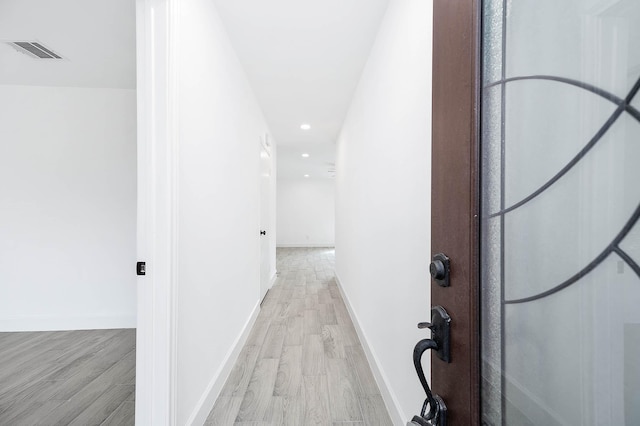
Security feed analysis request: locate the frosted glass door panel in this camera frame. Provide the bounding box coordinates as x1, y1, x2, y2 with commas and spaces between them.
505, 0, 640, 96
502, 80, 616, 206
504, 115, 640, 301
503, 256, 640, 425
619, 223, 640, 262
480, 0, 640, 424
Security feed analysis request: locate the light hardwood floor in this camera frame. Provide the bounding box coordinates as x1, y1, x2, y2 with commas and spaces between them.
0, 328, 135, 425
205, 247, 394, 426
0, 248, 392, 426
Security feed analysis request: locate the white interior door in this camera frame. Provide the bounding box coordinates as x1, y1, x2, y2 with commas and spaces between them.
260, 142, 272, 302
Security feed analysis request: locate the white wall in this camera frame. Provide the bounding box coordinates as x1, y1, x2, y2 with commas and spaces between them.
334, 0, 432, 422
174, 1, 274, 423
276, 178, 335, 247
0, 85, 137, 331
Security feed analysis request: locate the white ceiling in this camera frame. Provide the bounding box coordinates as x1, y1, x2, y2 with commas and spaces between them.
0, 0, 388, 179
277, 143, 336, 180
213, 0, 389, 179
0, 0, 136, 89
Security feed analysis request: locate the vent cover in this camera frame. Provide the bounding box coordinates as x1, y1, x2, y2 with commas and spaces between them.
8, 41, 63, 59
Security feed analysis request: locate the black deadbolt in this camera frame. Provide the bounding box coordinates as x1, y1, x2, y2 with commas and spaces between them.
430, 260, 446, 280
430, 253, 450, 287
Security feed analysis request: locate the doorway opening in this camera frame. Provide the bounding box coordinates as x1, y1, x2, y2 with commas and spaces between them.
0, 0, 138, 423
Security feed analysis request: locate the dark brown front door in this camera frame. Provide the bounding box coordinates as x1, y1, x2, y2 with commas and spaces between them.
431, 0, 640, 424
430, 0, 481, 425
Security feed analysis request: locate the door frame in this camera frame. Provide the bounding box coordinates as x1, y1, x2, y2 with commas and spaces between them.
259, 134, 273, 303
431, 0, 481, 424
135, 0, 180, 424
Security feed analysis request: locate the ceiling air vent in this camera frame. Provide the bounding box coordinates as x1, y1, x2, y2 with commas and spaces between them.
8, 41, 63, 59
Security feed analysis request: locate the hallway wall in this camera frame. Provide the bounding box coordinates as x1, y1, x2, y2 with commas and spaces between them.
174, 1, 273, 423
276, 178, 335, 247
334, 0, 433, 421
0, 84, 137, 331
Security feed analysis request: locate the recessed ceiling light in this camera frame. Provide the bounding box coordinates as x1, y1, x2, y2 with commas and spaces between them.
300, 124, 311, 130
301, 153, 310, 158
304, 174, 310, 178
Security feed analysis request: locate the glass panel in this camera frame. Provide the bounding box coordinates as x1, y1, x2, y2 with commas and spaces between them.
619, 222, 640, 264
503, 255, 640, 425
504, 115, 640, 301
480, 0, 640, 424
482, 86, 503, 215
481, 217, 503, 426
505, 0, 640, 96
625, 324, 640, 424
503, 80, 616, 207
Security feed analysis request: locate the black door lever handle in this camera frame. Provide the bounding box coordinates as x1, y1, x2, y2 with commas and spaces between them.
414, 338, 439, 419
417, 306, 451, 363
412, 338, 447, 425
408, 306, 451, 426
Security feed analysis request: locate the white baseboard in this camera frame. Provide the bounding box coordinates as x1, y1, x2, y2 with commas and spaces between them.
0, 314, 137, 332
334, 273, 405, 425
261, 273, 279, 305
185, 302, 260, 426
270, 272, 278, 287
276, 243, 335, 248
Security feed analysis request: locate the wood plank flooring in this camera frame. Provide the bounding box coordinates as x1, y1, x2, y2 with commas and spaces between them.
206, 247, 393, 426
0, 248, 392, 425
0, 328, 135, 425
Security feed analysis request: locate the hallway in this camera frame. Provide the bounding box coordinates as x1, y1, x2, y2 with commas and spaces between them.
205, 247, 393, 425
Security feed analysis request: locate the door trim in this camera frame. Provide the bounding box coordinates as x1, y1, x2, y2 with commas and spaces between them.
431, 0, 481, 423
259, 138, 272, 302
135, 0, 180, 423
